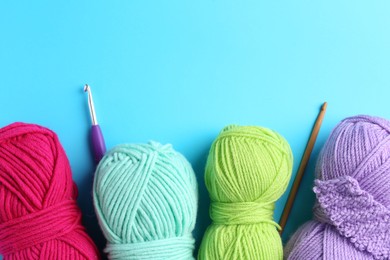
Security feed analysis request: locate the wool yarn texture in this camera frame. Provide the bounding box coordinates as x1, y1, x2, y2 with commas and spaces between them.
93, 141, 198, 260
285, 115, 390, 260
0, 122, 99, 259
198, 125, 293, 260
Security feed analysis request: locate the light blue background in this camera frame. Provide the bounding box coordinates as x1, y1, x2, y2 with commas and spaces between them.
1, 1, 390, 258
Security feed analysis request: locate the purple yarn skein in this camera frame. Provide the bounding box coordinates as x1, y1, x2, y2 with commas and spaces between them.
285, 115, 390, 260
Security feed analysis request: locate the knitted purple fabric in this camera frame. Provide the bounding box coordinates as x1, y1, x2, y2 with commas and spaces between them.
285, 115, 390, 260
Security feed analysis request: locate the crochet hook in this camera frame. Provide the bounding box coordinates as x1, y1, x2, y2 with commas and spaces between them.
84, 84, 106, 163
279, 102, 328, 235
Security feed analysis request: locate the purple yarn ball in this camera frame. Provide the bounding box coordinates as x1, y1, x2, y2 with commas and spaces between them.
285, 115, 390, 260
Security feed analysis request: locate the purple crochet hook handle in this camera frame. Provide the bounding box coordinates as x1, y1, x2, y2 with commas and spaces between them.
91, 125, 106, 163
84, 84, 106, 164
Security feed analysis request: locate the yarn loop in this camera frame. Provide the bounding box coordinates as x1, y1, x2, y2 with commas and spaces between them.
0, 200, 81, 255
105, 235, 195, 260
210, 201, 278, 227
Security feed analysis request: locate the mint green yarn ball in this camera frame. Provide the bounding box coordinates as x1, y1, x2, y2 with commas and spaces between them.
198, 125, 293, 260
93, 141, 198, 260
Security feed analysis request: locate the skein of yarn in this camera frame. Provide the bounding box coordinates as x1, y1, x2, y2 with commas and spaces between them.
0, 123, 99, 259
285, 115, 390, 260
93, 141, 198, 259
198, 125, 293, 260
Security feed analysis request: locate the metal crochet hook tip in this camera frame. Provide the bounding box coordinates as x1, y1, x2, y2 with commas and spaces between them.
84, 84, 98, 125
83, 84, 106, 163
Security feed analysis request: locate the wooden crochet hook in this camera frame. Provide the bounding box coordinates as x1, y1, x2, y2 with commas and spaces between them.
279, 102, 327, 235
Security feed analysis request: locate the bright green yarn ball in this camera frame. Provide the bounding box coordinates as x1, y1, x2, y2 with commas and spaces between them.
198, 125, 293, 260
93, 141, 198, 260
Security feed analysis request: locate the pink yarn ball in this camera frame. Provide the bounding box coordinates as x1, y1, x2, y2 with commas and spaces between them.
0, 123, 99, 260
